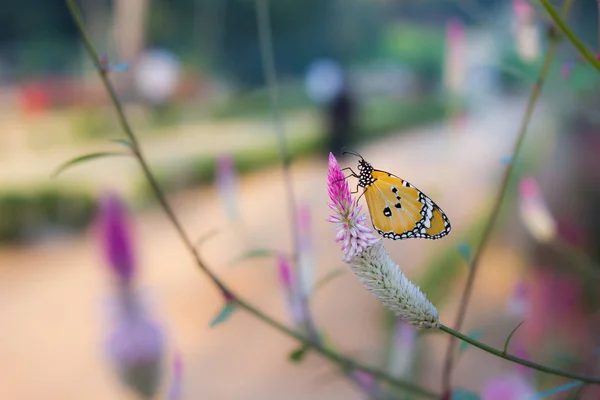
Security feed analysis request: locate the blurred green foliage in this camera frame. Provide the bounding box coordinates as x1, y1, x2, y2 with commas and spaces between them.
0, 188, 96, 243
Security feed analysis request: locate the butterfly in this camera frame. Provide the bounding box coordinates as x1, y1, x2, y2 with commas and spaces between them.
343, 151, 451, 240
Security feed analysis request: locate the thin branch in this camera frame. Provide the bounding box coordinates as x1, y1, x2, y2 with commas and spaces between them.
440, 0, 575, 393
255, 0, 321, 344
64, 0, 433, 397
440, 324, 600, 384
539, 0, 600, 72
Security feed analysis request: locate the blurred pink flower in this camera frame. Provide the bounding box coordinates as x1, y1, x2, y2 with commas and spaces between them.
506, 280, 530, 318
512, 0, 534, 20
444, 19, 466, 95
216, 152, 239, 221
106, 293, 165, 399
277, 255, 305, 327
519, 177, 556, 243
481, 373, 536, 400
352, 370, 375, 392
98, 193, 136, 285
512, 0, 540, 63
296, 204, 316, 296
389, 320, 417, 377
561, 61, 574, 80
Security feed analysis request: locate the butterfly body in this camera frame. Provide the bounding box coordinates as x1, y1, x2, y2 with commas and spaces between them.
355, 158, 451, 240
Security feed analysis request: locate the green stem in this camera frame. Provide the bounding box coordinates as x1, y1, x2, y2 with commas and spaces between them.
237, 297, 438, 398
539, 0, 600, 72
440, 0, 574, 393
440, 324, 600, 384
64, 0, 434, 397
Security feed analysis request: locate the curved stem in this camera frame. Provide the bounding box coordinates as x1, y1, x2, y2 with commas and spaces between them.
440, 0, 574, 394
440, 324, 600, 384
539, 0, 600, 72
64, 0, 434, 397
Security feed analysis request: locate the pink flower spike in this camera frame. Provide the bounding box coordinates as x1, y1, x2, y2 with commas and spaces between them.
98, 193, 136, 284
327, 153, 379, 261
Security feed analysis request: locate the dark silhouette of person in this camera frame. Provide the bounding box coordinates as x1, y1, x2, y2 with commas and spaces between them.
327, 77, 356, 157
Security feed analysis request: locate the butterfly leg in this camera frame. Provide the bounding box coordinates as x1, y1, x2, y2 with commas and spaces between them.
341, 167, 359, 178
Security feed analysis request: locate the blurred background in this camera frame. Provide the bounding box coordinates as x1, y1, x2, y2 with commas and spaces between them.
2, 0, 600, 399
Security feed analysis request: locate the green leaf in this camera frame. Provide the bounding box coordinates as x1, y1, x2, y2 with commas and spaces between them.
457, 242, 472, 264
51, 151, 129, 178
111, 138, 134, 149
209, 302, 236, 328
288, 345, 309, 363
533, 381, 583, 399
195, 228, 220, 249
312, 268, 345, 294
459, 329, 483, 354
229, 249, 274, 266
452, 388, 481, 400
503, 321, 524, 354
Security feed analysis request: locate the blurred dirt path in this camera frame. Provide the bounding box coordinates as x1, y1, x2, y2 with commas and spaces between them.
0, 97, 555, 399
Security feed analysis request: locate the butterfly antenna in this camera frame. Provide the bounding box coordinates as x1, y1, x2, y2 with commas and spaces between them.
341, 149, 364, 160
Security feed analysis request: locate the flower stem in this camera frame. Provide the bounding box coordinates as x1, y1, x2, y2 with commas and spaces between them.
64, 0, 435, 397
539, 0, 600, 72
440, 0, 574, 393
440, 324, 600, 384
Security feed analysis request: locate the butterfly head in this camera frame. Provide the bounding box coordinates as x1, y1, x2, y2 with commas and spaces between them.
357, 159, 375, 188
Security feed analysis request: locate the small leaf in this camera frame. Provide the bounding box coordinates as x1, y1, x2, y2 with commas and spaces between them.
503, 320, 525, 354
209, 302, 236, 328
533, 381, 583, 399
195, 228, 219, 249
452, 388, 481, 400
311, 268, 346, 294
229, 249, 274, 266
108, 63, 130, 72
288, 345, 309, 363
459, 329, 483, 354
500, 155, 513, 165
52, 152, 129, 178
111, 139, 134, 149
457, 242, 472, 264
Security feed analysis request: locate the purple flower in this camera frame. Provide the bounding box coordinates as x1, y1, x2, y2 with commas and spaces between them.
98, 193, 136, 284
106, 294, 165, 399
327, 153, 378, 262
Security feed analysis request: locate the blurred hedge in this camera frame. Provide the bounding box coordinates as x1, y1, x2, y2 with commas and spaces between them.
0, 188, 96, 244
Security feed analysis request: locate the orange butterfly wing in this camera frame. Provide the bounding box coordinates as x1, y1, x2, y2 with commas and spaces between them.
364, 170, 451, 240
